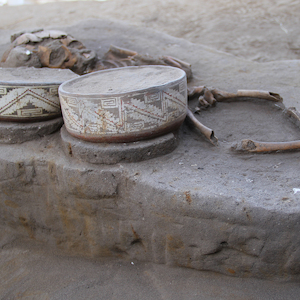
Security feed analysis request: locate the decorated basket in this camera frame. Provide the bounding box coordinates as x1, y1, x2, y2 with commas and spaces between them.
59, 66, 187, 143
0, 67, 78, 122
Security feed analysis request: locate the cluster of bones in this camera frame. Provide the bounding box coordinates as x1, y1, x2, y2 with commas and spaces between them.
1, 29, 300, 153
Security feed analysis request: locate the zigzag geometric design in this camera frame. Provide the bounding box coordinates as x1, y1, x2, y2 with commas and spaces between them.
60, 80, 187, 135
0, 86, 60, 117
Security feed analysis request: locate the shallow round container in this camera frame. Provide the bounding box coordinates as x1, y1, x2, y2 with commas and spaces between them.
59, 66, 187, 143
0, 67, 78, 122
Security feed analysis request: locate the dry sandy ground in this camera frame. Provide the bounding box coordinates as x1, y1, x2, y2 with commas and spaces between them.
0, 0, 300, 62
0, 2, 300, 299
1, 233, 300, 300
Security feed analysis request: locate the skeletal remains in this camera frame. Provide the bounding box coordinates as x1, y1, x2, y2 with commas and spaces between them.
1, 29, 300, 153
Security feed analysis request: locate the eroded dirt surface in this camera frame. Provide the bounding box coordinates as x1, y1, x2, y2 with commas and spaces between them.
1, 2, 300, 298
0, 0, 300, 62
1, 236, 300, 300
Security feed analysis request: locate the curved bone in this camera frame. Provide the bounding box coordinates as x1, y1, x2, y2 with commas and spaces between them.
99, 45, 193, 79
186, 108, 218, 145
285, 107, 300, 125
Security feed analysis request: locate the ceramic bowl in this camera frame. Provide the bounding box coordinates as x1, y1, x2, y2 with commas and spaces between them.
59, 66, 187, 143
0, 67, 78, 122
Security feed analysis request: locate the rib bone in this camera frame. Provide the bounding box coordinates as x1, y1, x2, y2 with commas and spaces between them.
186, 108, 218, 145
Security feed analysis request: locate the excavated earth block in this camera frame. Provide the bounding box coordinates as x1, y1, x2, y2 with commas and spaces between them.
60, 126, 179, 164
1, 19, 300, 281
1, 115, 300, 281
0, 117, 63, 143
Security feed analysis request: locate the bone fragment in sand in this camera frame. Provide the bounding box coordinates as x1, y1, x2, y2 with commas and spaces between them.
186, 108, 218, 145
233, 139, 300, 153
285, 107, 300, 126
188, 87, 283, 104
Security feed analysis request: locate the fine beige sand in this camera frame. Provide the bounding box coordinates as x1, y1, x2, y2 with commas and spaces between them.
0, 0, 299, 62
1, 2, 300, 299
0, 67, 78, 82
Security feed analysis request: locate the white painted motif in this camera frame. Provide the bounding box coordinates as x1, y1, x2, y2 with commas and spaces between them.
0, 85, 61, 119
60, 79, 187, 136
0, 87, 7, 95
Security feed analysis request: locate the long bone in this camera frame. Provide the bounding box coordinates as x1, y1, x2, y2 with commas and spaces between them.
231, 106, 300, 153
285, 107, 300, 126
186, 108, 218, 145
1, 31, 192, 77
188, 87, 300, 152
187, 87, 283, 144
233, 139, 300, 153
98, 45, 193, 80
188, 87, 283, 111
2, 29, 298, 153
